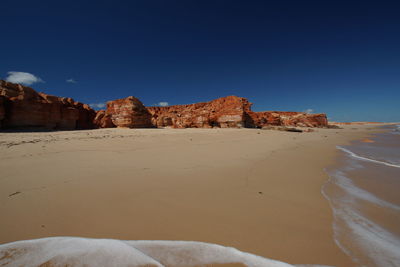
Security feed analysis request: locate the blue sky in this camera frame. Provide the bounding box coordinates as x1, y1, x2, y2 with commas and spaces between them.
1, 0, 399, 122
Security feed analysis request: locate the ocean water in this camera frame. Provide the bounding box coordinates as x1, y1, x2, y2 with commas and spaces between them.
323, 124, 400, 267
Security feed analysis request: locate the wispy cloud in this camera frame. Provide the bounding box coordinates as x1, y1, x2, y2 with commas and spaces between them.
304, 108, 314, 114
89, 103, 106, 109
157, 101, 169, 107
5, 71, 44, 85
66, 78, 77, 84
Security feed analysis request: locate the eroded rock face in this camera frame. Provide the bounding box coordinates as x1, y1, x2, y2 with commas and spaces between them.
0, 80, 96, 130
0, 96, 5, 128
93, 110, 115, 128
147, 96, 253, 128
248, 111, 328, 128
146, 97, 328, 129
105, 96, 152, 128
0, 80, 329, 130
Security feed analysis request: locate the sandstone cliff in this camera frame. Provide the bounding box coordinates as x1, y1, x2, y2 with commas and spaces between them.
93, 110, 114, 128
146, 96, 327, 129
147, 96, 253, 128
94, 96, 152, 128
0, 80, 96, 130
0, 80, 329, 130
0, 96, 5, 128
95, 95, 328, 129
248, 111, 328, 128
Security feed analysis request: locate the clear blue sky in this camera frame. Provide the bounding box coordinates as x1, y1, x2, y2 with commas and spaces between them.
1, 0, 399, 122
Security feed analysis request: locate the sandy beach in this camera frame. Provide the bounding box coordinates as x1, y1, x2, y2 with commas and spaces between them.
0, 125, 383, 266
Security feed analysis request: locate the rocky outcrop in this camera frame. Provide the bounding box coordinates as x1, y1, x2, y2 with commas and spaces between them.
0, 80, 96, 130
287, 112, 328, 127
248, 111, 328, 128
0, 80, 329, 130
147, 96, 253, 128
104, 96, 153, 128
146, 96, 328, 129
93, 110, 114, 128
0, 96, 5, 128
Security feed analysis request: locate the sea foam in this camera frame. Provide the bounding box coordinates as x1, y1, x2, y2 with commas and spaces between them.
393, 124, 400, 134
329, 201, 400, 267
331, 170, 400, 211
0, 237, 330, 267
336, 146, 400, 168
322, 141, 400, 267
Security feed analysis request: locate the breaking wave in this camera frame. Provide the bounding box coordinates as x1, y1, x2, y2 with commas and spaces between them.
0, 237, 332, 267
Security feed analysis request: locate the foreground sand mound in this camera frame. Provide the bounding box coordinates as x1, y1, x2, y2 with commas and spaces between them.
0, 237, 307, 267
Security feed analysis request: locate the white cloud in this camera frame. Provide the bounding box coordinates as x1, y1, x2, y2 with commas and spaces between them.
157, 101, 169, 107
66, 78, 77, 84
5, 71, 44, 85
89, 103, 106, 109
304, 109, 314, 114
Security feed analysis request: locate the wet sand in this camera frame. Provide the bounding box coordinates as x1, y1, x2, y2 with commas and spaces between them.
324, 127, 400, 267
0, 126, 384, 266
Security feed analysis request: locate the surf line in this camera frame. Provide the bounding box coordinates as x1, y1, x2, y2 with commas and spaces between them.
336, 146, 400, 169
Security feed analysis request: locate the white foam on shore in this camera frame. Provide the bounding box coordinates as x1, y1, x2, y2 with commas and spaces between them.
392, 124, 400, 134
336, 146, 400, 168
323, 154, 400, 267
0, 237, 163, 267
0, 237, 330, 267
332, 170, 400, 211
125, 240, 294, 267
332, 203, 400, 267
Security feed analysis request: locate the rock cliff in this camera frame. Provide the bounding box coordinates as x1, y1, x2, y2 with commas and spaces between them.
146, 97, 327, 128
147, 96, 253, 128
248, 111, 328, 128
0, 80, 96, 130
96, 95, 328, 129
0, 96, 5, 128
0, 80, 329, 130
93, 110, 114, 128
97, 96, 153, 128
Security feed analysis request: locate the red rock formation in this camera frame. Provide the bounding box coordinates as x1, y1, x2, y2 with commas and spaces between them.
75, 103, 97, 129
247, 111, 282, 126
105, 96, 152, 128
0, 96, 5, 128
0, 80, 96, 130
93, 110, 115, 128
146, 96, 328, 129
287, 113, 328, 127
0, 80, 329, 130
248, 111, 328, 128
147, 96, 253, 128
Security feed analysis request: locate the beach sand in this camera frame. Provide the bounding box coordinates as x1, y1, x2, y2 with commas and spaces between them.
0, 125, 383, 266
